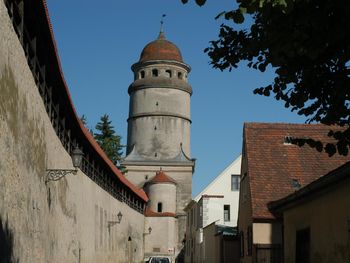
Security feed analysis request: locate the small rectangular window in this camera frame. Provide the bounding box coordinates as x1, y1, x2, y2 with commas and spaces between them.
231, 174, 240, 191
157, 202, 162, 212
224, 205, 230, 222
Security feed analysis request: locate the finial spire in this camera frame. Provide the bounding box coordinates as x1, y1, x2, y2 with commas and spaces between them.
158, 14, 166, 39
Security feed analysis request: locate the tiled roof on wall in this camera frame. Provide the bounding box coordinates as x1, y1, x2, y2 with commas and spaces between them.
38, 0, 148, 202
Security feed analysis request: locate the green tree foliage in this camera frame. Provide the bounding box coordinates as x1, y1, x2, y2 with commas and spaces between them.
80, 114, 93, 134
182, 0, 350, 156
80, 114, 88, 126
94, 114, 124, 166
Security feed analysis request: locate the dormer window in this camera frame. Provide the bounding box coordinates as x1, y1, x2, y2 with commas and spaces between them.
157, 202, 163, 212
152, 69, 159, 77
284, 136, 293, 145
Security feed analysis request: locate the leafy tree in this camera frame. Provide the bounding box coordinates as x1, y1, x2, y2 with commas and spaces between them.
182, 0, 350, 156
94, 114, 124, 166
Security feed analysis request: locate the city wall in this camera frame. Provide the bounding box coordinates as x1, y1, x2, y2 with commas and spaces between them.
0, 1, 145, 262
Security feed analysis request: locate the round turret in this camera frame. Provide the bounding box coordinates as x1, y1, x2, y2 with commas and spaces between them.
145, 170, 177, 214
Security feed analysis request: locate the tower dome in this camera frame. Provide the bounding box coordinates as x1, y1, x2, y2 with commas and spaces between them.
139, 32, 183, 63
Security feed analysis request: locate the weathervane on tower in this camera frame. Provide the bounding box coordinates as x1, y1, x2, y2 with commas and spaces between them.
160, 14, 166, 33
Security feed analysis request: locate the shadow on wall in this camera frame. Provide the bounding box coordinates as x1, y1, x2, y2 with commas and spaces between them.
175, 248, 184, 263
0, 216, 17, 263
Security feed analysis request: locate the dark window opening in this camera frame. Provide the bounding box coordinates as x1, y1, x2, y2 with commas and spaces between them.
296, 228, 310, 263
224, 205, 230, 221
165, 69, 172, 78
152, 69, 158, 77
157, 202, 163, 212
140, 70, 145, 79
284, 135, 293, 144
178, 72, 182, 79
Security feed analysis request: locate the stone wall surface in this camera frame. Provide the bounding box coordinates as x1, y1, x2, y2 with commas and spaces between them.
0, 2, 144, 262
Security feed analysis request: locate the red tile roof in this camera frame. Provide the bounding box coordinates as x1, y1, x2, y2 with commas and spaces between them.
139, 32, 183, 63
40, 0, 148, 202
244, 123, 350, 220
144, 207, 176, 218
147, 170, 177, 185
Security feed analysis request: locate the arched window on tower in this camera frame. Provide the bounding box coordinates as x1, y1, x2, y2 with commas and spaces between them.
165, 70, 172, 78
178, 72, 183, 79
152, 69, 159, 77
140, 70, 145, 79
157, 202, 163, 212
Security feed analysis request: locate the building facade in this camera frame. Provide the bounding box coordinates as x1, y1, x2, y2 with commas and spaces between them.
122, 31, 195, 261
270, 161, 350, 263
239, 123, 350, 263
184, 155, 241, 263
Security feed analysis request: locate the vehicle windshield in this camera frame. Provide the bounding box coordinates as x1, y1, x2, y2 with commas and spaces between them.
150, 258, 170, 263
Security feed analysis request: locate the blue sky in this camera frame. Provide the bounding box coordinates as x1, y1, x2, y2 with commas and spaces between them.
46, 0, 305, 196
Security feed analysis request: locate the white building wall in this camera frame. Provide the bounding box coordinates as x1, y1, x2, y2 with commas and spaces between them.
196, 155, 241, 228
185, 156, 241, 263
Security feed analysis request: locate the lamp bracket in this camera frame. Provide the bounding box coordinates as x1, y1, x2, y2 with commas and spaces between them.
46, 169, 77, 183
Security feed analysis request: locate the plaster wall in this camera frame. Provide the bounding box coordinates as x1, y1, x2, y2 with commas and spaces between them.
127, 116, 191, 160
129, 88, 190, 119
252, 223, 282, 244
283, 180, 350, 263
0, 3, 144, 262
144, 217, 177, 259
202, 197, 238, 227
147, 183, 176, 213
196, 156, 241, 228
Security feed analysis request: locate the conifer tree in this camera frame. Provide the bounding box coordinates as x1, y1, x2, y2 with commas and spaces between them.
80, 114, 93, 134
94, 114, 123, 167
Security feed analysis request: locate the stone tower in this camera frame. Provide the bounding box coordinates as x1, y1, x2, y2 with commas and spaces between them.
122, 31, 195, 260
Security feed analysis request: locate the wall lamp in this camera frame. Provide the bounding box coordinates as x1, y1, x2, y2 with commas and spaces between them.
143, 226, 152, 236
108, 211, 123, 228
46, 147, 84, 183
